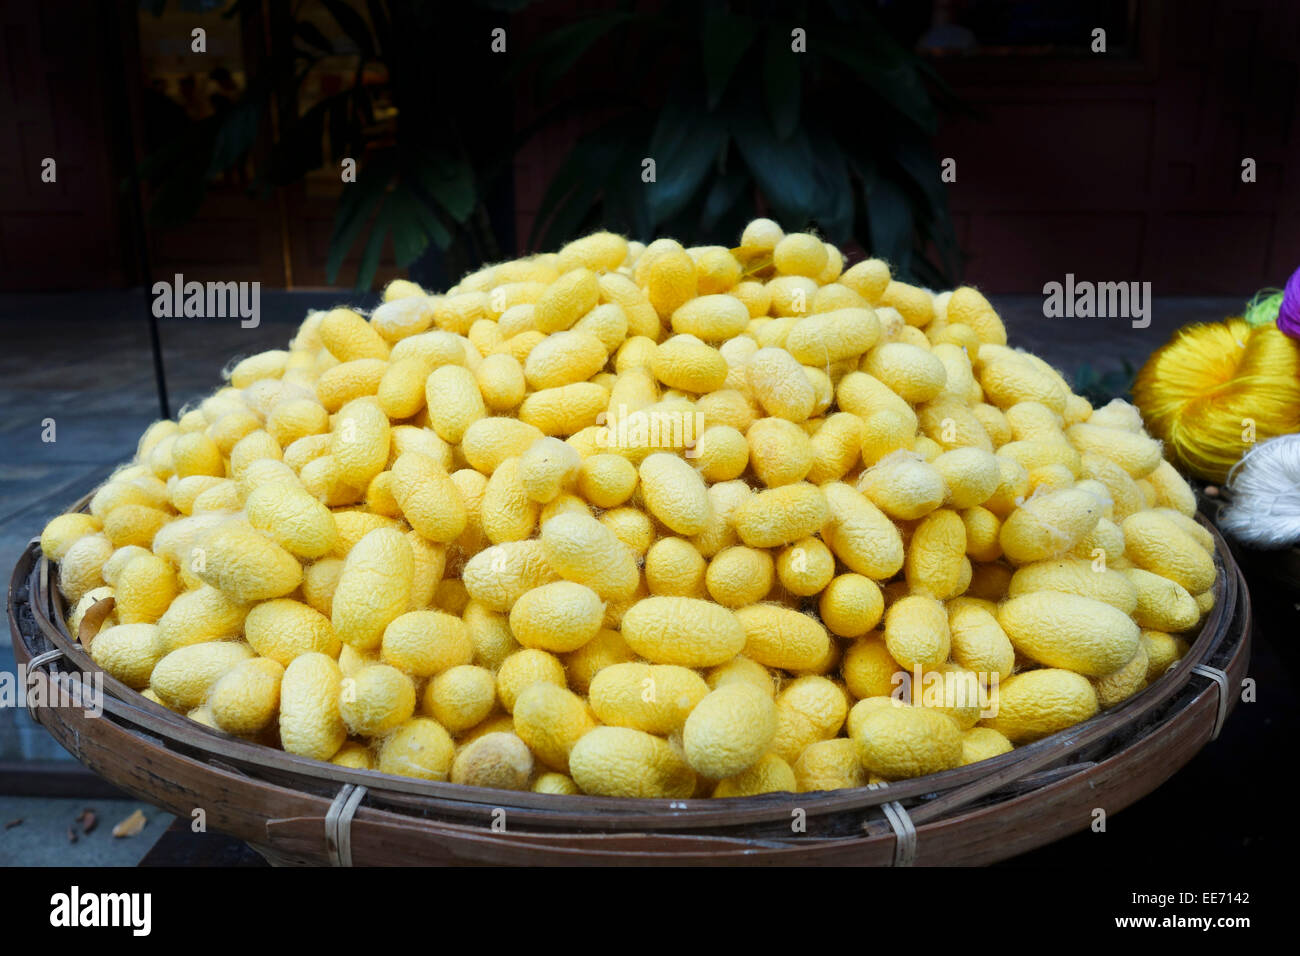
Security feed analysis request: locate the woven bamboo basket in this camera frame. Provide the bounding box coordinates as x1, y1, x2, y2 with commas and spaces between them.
8, 496, 1250, 866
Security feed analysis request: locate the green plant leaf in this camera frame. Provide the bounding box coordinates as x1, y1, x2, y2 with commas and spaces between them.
701, 14, 757, 110
417, 153, 476, 224
295, 20, 335, 55
730, 103, 817, 227
388, 189, 433, 268
354, 199, 391, 291
320, 0, 376, 60
646, 98, 726, 227
327, 151, 396, 284
516, 12, 640, 94
762, 25, 801, 140
867, 175, 913, 275
820, 35, 936, 135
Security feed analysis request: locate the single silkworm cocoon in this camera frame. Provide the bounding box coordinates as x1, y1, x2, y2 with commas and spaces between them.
519, 437, 582, 503
319, 307, 389, 361
793, 738, 869, 792
1146, 459, 1197, 517
277, 652, 347, 760
769, 676, 849, 765
40, 514, 103, 562
979, 354, 1067, 412
425, 364, 486, 444
512, 683, 596, 772
340, 663, 416, 736
449, 732, 533, 790
861, 342, 946, 403
155, 585, 246, 653
644, 247, 698, 317
462, 540, 559, 612
208, 657, 285, 736
570, 303, 629, 355
588, 662, 709, 735
315, 358, 388, 412
473, 353, 527, 412
853, 704, 961, 780
747, 347, 816, 421
433, 291, 490, 335
103, 505, 172, 549
1149, 507, 1214, 554
389, 329, 466, 368
569, 726, 696, 798
1066, 423, 1162, 479
818, 574, 884, 638
1121, 512, 1216, 594
638, 452, 712, 535
114, 553, 178, 625
643, 537, 706, 597
1123, 568, 1200, 632
961, 506, 1003, 562
1142, 629, 1189, 681
982, 669, 1098, 743
620, 596, 746, 667
370, 294, 434, 342
997, 591, 1140, 676
422, 664, 497, 733
1093, 644, 1149, 709
531, 267, 600, 334
806, 413, 864, 484
859, 456, 945, 520
998, 487, 1104, 564
775, 537, 835, 597
691, 425, 750, 483
89, 623, 164, 689
378, 718, 455, 781
671, 294, 749, 341
573, 454, 636, 508
734, 481, 828, 549
244, 480, 339, 560
879, 280, 934, 328
523, 330, 608, 390
377, 356, 431, 420
244, 599, 339, 665
480, 457, 538, 544
495, 648, 567, 713
945, 599, 1015, 681
784, 307, 881, 365
150, 640, 254, 712
518, 382, 610, 435
460, 417, 544, 474
1005, 401, 1064, 442
933, 446, 1001, 509
734, 604, 832, 672
682, 682, 778, 779
194, 519, 302, 603
380, 609, 473, 676
773, 232, 829, 277
1008, 558, 1139, 613
904, 509, 970, 600
538, 511, 639, 601
331, 511, 402, 558
705, 546, 775, 608
747, 417, 814, 487
713, 753, 797, 798
331, 527, 414, 651
884, 595, 950, 670
650, 334, 727, 393
508, 581, 604, 653
961, 727, 1014, 766
171, 431, 225, 479
820, 481, 904, 577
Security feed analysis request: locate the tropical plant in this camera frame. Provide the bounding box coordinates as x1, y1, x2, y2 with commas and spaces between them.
137, 0, 517, 290
521, 1, 964, 286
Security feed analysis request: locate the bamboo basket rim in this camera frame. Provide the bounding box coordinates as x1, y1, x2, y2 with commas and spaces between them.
7, 491, 1248, 842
